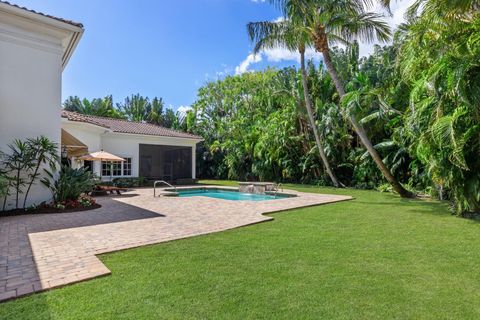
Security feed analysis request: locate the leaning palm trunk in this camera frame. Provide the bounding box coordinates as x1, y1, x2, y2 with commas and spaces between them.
320, 48, 413, 198
299, 47, 342, 187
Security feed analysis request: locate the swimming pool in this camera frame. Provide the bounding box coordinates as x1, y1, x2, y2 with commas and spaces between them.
177, 189, 292, 201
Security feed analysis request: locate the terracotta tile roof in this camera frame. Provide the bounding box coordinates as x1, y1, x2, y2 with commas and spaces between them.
62, 111, 202, 140
0, 1, 84, 28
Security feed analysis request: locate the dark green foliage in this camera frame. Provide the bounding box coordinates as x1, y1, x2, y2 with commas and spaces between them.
190, 68, 327, 183
64, 95, 124, 119
0, 136, 59, 211
63, 94, 186, 129
0, 140, 35, 209
23, 136, 58, 208
189, 56, 401, 187
189, 7, 480, 214
41, 166, 95, 203
112, 177, 147, 188
398, 6, 480, 214
0, 174, 8, 199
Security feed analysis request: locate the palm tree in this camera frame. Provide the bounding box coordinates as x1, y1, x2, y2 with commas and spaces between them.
268, 0, 413, 197
63, 95, 124, 119
398, 0, 480, 213
406, 0, 480, 20
23, 136, 58, 208
247, 19, 343, 187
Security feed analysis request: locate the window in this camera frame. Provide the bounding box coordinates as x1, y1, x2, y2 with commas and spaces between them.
102, 157, 131, 177
123, 158, 132, 176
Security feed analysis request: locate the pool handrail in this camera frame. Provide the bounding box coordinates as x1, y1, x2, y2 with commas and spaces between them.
273, 183, 283, 198
154, 180, 177, 197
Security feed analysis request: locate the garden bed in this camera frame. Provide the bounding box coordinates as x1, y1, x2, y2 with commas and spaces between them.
0, 203, 101, 217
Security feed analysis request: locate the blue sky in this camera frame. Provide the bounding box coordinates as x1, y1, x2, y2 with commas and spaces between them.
16, 0, 413, 111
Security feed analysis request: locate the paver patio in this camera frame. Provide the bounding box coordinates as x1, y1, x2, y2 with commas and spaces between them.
0, 187, 351, 302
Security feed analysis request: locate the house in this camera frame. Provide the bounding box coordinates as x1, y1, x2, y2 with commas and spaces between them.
0, 2, 202, 209
0, 1, 83, 209
61, 111, 202, 182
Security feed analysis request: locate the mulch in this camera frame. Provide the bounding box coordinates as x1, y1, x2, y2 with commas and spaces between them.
0, 203, 101, 217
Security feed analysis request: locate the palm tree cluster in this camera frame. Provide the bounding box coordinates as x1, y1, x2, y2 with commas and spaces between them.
63, 94, 184, 129
187, 0, 480, 215
247, 0, 412, 196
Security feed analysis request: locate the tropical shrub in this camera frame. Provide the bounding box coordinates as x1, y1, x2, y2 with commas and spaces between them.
0, 174, 8, 200
23, 136, 58, 208
63, 94, 185, 129
41, 166, 95, 203
78, 194, 96, 207
0, 139, 34, 209
64, 95, 124, 119
398, 2, 480, 214
0, 136, 59, 211
112, 177, 147, 188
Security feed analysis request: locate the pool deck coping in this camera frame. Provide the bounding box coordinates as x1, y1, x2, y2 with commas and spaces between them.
159, 185, 296, 198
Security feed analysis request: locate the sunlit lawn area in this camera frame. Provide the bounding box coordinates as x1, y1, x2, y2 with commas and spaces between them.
2, 180, 480, 319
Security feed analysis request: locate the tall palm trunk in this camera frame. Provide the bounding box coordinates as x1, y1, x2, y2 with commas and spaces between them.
321, 48, 413, 197
299, 47, 342, 187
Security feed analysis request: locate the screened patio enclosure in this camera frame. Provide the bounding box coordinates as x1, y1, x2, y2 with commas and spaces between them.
139, 144, 192, 181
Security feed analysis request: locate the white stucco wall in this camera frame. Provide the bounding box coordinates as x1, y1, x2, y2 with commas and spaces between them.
62, 121, 199, 181
0, 6, 82, 209
0, 38, 61, 209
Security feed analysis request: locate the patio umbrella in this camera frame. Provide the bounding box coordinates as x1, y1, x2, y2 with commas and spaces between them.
80, 150, 125, 181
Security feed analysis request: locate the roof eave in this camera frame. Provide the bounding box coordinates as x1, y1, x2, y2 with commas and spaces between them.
62, 29, 83, 70
0, 2, 83, 30
62, 116, 203, 141
62, 117, 113, 133
104, 130, 204, 142
0, 2, 84, 70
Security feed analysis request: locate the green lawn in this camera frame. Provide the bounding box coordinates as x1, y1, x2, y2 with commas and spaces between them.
2, 181, 480, 319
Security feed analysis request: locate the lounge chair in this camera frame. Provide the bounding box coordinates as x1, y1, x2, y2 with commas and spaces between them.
92, 185, 128, 196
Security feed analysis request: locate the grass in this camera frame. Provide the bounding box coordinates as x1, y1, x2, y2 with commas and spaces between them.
2, 180, 480, 319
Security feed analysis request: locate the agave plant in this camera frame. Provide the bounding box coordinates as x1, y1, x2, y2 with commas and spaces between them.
41, 166, 96, 203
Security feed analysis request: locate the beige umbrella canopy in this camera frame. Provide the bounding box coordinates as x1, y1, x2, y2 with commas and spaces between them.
79, 150, 125, 162
79, 150, 125, 181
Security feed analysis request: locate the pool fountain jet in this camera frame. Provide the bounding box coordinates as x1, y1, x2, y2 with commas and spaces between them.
238, 182, 276, 194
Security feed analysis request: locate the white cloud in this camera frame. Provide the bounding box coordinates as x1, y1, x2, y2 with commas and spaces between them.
235, 53, 263, 74
273, 16, 285, 23
235, 47, 320, 75
177, 105, 192, 113
389, 0, 416, 26
176, 105, 192, 120
359, 0, 416, 56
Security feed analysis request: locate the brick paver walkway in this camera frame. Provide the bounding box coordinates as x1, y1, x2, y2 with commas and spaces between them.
0, 187, 351, 302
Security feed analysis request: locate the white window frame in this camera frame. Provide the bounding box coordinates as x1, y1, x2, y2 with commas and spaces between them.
101, 156, 133, 177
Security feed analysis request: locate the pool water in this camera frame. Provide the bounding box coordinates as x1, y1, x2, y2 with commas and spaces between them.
177, 189, 289, 201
